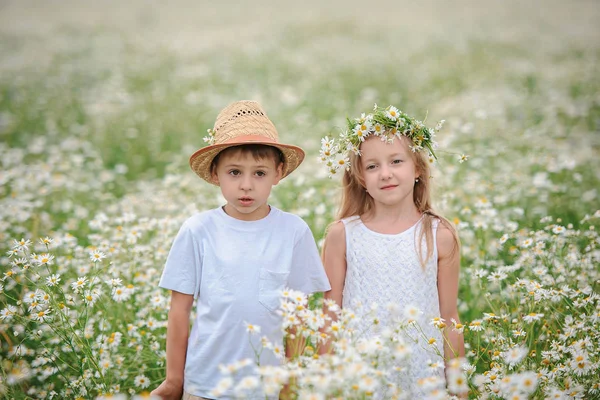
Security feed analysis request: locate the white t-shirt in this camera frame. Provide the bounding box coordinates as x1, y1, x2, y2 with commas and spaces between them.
159, 206, 331, 399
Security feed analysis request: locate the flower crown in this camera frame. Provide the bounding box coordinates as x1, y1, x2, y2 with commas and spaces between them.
319, 104, 444, 177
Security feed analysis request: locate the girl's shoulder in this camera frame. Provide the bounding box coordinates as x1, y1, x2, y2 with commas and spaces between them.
431, 215, 460, 259
423, 212, 451, 230
323, 220, 347, 253
340, 215, 360, 225
326, 219, 346, 237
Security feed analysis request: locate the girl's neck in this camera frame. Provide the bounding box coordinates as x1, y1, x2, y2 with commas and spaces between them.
362, 202, 421, 228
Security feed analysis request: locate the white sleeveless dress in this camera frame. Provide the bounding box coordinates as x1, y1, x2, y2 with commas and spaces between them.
341, 216, 445, 398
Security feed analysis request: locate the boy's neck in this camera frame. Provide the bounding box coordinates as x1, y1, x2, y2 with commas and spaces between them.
222, 203, 272, 221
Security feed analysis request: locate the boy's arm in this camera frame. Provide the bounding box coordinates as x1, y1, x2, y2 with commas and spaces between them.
318, 221, 347, 355
151, 290, 194, 400
437, 224, 466, 395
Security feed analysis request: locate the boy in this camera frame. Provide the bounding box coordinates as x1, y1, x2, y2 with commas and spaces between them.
151, 100, 331, 400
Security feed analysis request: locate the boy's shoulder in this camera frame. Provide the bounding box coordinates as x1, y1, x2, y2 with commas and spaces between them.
180, 207, 221, 231
270, 207, 310, 231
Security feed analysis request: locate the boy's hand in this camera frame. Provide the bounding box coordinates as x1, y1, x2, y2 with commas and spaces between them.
150, 379, 183, 400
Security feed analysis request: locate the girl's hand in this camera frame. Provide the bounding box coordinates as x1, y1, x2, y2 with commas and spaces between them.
150, 379, 183, 400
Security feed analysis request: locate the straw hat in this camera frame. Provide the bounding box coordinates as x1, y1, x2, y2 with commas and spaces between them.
189, 100, 305, 185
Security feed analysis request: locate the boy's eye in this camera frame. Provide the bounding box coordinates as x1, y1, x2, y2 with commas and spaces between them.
255, 171, 266, 177
229, 169, 241, 176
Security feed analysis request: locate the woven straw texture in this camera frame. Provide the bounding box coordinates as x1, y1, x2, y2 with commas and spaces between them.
189, 100, 305, 185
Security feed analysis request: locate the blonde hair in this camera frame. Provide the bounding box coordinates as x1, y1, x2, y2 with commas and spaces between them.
336, 135, 459, 266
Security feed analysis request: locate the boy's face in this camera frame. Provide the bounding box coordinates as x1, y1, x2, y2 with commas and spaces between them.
212, 150, 283, 221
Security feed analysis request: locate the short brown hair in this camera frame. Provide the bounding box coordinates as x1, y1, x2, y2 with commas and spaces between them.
210, 144, 284, 175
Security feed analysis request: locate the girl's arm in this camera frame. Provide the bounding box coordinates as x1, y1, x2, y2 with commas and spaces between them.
151, 290, 194, 400
318, 221, 347, 355
436, 223, 465, 363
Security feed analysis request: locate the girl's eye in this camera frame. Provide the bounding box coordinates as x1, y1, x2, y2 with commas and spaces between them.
366, 165, 376, 170
229, 170, 241, 176
392, 159, 403, 164
255, 171, 266, 177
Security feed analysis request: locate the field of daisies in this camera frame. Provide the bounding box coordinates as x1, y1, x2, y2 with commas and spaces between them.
1, 1, 599, 399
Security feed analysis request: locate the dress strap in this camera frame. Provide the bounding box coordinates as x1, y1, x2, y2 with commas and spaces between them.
340, 215, 360, 226
339, 216, 360, 256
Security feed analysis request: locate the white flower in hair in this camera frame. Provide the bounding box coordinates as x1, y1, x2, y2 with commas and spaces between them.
353, 122, 371, 142
385, 105, 400, 121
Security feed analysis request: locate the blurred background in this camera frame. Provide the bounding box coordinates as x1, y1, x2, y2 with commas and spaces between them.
1, 1, 600, 398
1, 0, 599, 249
2, 0, 598, 176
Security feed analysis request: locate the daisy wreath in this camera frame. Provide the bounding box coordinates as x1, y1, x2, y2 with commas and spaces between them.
319, 104, 444, 177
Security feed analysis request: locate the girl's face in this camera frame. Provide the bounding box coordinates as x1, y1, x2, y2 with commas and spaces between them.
359, 135, 419, 209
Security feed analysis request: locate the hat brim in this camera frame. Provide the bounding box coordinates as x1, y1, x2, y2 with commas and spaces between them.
189, 135, 305, 185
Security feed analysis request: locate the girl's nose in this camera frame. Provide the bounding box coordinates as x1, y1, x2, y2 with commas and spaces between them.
380, 165, 392, 179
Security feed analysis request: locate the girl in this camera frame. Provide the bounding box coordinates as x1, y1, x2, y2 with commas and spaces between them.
320, 105, 465, 397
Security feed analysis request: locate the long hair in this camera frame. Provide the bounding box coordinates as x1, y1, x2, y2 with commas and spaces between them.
335, 135, 460, 267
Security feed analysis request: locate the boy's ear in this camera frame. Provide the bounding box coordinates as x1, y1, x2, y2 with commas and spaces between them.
274, 162, 284, 185
211, 171, 219, 185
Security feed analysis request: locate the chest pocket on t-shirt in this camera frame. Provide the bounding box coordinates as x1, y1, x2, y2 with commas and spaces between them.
258, 269, 288, 313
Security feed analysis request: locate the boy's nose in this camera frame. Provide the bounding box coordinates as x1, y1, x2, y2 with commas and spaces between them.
240, 176, 253, 190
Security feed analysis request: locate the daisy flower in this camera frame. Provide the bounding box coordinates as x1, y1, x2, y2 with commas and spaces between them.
71, 276, 88, 291
570, 351, 592, 375
519, 238, 533, 248
90, 250, 106, 262
447, 370, 469, 395
404, 304, 422, 321
12, 238, 32, 251
234, 376, 259, 395
468, 319, 484, 332
133, 374, 150, 389
522, 312, 544, 323
358, 375, 379, 392
105, 277, 123, 287
337, 156, 350, 170
430, 317, 446, 329
210, 377, 233, 397
203, 128, 216, 145
245, 322, 261, 334
38, 237, 53, 246
32, 308, 52, 323
372, 123, 385, 136
46, 274, 61, 287
435, 119, 445, 131
112, 286, 129, 302
517, 371, 538, 394
386, 106, 400, 121
36, 253, 54, 266
487, 271, 508, 282
451, 318, 465, 333
0, 305, 17, 321
353, 122, 371, 142
503, 345, 528, 366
